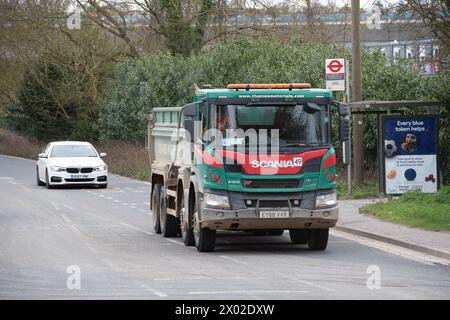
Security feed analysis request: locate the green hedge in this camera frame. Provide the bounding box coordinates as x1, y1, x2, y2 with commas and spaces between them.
98, 39, 449, 183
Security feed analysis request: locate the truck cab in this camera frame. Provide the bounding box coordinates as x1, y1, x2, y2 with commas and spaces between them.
148, 83, 350, 252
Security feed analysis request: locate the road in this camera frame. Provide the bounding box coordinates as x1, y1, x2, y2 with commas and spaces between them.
0, 155, 449, 299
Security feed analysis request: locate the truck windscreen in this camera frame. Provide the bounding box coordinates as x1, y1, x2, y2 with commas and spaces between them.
203, 104, 331, 150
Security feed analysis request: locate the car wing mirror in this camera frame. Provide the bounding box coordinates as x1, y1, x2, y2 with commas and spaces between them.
100, 152, 107, 158
38, 153, 47, 158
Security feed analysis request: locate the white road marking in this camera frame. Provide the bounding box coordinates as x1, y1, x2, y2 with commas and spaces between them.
50, 201, 60, 210
103, 259, 122, 272
68, 224, 99, 254
166, 239, 183, 246
60, 214, 71, 223
114, 200, 121, 203
140, 284, 168, 297
63, 205, 74, 210
8, 180, 31, 192
220, 255, 247, 265
331, 229, 450, 266
144, 202, 150, 206
120, 223, 154, 235
129, 206, 137, 209
188, 290, 309, 295
290, 277, 335, 292
0, 177, 14, 180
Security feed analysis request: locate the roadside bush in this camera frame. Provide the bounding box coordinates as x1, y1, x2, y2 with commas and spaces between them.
95, 39, 450, 184
5, 23, 117, 141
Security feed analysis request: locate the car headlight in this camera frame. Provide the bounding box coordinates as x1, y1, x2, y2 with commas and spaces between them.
49, 166, 65, 172
204, 192, 230, 209
315, 191, 337, 209
94, 165, 107, 171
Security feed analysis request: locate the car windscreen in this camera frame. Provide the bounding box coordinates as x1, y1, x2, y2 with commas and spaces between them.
50, 145, 98, 158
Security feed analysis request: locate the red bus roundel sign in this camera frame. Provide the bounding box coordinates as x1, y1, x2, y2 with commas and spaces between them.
325, 58, 345, 91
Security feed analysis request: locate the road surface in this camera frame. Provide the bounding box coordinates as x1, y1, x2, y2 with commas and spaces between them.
0, 155, 449, 299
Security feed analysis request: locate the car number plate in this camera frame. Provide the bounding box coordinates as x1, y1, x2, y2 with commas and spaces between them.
259, 210, 289, 218
71, 174, 89, 179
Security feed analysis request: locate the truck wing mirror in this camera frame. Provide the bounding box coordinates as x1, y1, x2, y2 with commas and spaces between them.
339, 118, 351, 142
337, 102, 350, 117
183, 103, 197, 143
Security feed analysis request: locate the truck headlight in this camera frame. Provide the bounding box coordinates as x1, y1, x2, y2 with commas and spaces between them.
49, 166, 65, 172
94, 165, 107, 171
204, 192, 230, 209
315, 191, 337, 208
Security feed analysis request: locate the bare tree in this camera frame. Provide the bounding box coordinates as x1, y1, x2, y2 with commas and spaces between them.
387, 0, 449, 62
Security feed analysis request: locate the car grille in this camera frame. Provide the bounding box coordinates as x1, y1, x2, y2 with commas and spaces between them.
64, 178, 95, 182
242, 179, 304, 189
66, 167, 94, 173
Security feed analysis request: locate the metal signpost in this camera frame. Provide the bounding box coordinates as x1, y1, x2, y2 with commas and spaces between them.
326, 58, 351, 195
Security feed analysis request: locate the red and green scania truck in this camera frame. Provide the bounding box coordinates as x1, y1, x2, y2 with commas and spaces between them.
147, 83, 350, 252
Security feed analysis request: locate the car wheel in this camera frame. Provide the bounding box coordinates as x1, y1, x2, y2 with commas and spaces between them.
151, 183, 162, 234
289, 229, 310, 244
307, 229, 329, 250
36, 167, 45, 186
45, 169, 53, 189
192, 196, 216, 252
159, 187, 180, 238
180, 193, 194, 246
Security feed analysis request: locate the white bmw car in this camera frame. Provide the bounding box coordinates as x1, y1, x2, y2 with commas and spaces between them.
36, 141, 108, 189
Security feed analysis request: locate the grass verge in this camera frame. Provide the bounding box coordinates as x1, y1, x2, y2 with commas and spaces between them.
360, 187, 450, 231
337, 180, 380, 199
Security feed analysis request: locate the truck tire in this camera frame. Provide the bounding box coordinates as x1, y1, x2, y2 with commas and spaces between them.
151, 183, 162, 234
307, 229, 329, 250
159, 187, 179, 237
36, 167, 45, 186
192, 195, 216, 252
180, 192, 194, 246
289, 229, 310, 244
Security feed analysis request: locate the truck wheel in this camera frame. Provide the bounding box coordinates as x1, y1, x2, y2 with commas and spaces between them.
151, 184, 162, 234
192, 197, 216, 252
159, 187, 179, 238
307, 229, 329, 250
289, 229, 310, 244
36, 167, 44, 186
180, 192, 194, 246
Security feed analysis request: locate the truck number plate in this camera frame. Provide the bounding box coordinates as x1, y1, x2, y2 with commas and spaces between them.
259, 210, 289, 218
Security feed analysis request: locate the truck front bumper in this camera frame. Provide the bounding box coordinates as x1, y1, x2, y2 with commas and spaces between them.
199, 206, 338, 230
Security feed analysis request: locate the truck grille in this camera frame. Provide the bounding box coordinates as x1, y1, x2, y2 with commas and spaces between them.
242, 179, 303, 189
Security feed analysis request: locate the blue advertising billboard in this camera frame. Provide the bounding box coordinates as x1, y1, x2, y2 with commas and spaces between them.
381, 115, 439, 194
